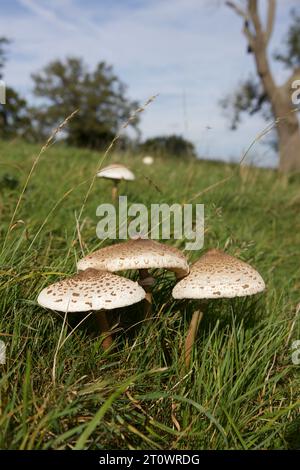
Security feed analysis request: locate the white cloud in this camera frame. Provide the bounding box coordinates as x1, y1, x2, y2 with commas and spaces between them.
18, 0, 77, 31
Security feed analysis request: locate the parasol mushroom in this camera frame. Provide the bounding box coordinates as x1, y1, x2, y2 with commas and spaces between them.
77, 238, 189, 318
37, 268, 145, 350
142, 155, 154, 165
172, 249, 265, 368
97, 163, 135, 202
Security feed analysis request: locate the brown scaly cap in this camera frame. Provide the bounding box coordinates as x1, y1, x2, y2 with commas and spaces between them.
77, 238, 189, 277
37, 268, 145, 312
172, 249, 265, 299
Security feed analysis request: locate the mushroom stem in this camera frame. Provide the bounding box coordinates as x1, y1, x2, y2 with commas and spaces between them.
95, 311, 113, 350
139, 269, 153, 319
112, 180, 119, 203
175, 271, 186, 281
184, 309, 204, 369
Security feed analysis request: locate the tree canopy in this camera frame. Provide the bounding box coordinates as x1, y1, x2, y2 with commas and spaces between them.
274, 10, 300, 69
31, 57, 139, 149
139, 134, 197, 158
0, 38, 31, 139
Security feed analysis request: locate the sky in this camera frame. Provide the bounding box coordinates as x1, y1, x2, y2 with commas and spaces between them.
0, 0, 298, 167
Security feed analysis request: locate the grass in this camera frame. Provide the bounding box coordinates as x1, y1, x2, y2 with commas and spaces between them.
0, 137, 300, 450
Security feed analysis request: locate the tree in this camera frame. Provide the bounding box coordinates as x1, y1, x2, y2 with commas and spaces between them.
140, 135, 197, 158
31, 57, 139, 149
0, 88, 31, 139
0, 38, 31, 139
224, 1, 300, 173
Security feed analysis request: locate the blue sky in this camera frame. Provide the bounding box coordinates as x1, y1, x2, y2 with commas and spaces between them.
0, 0, 298, 166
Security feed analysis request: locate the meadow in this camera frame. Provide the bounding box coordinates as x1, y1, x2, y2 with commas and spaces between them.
0, 137, 299, 450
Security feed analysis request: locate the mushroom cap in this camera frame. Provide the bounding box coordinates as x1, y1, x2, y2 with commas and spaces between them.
96, 164, 135, 181
142, 155, 154, 165
172, 249, 265, 299
77, 238, 189, 277
37, 268, 145, 313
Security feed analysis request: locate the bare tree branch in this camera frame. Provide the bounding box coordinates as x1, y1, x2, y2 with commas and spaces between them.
226, 1, 256, 48
226, 1, 248, 20
248, 0, 263, 37
243, 22, 255, 49
265, 0, 276, 45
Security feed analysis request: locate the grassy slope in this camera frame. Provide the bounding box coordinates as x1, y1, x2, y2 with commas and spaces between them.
0, 139, 299, 450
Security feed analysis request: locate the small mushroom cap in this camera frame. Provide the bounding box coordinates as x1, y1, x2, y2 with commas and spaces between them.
77, 238, 189, 277
172, 249, 265, 299
37, 268, 145, 313
96, 164, 135, 181
142, 155, 154, 165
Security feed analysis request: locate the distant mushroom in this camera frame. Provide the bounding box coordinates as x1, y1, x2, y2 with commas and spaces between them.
142, 155, 154, 165
172, 249, 265, 368
97, 163, 135, 202
77, 238, 189, 318
37, 268, 145, 350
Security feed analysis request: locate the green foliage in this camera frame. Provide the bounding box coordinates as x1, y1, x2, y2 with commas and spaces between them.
140, 134, 197, 158
0, 43, 138, 147
274, 10, 300, 69
0, 173, 19, 190
0, 38, 32, 140
0, 140, 299, 449
220, 78, 272, 130
30, 57, 139, 149
0, 87, 31, 139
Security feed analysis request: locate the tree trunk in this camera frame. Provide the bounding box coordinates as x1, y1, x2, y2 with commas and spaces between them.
228, 0, 300, 173
252, 36, 300, 173
277, 115, 300, 173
